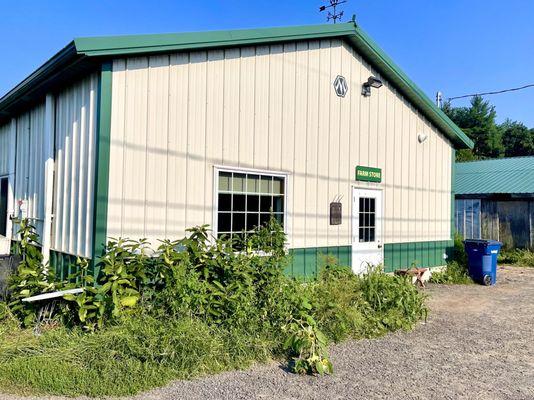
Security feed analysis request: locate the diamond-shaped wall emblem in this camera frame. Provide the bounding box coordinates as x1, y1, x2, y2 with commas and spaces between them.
333, 75, 348, 97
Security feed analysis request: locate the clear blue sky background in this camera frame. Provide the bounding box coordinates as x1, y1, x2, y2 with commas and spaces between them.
1, 0, 533, 127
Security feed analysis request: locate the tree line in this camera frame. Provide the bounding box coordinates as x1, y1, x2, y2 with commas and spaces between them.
442, 96, 534, 162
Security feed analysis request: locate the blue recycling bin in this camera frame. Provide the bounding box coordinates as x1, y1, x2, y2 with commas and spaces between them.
463, 239, 502, 286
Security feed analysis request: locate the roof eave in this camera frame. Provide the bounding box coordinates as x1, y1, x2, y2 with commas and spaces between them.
0, 23, 475, 150
0, 42, 78, 121
346, 24, 473, 149
73, 24, 356, 56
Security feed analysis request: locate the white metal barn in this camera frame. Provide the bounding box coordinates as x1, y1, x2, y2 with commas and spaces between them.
0, 22, 473, 278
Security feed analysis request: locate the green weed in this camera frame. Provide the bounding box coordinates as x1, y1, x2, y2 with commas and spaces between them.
430, 233, 473, 285
498, 249, 534, 267
0, 219, 428, 397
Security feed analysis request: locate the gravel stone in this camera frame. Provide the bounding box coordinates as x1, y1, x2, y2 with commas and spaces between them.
2, 266, 534, 400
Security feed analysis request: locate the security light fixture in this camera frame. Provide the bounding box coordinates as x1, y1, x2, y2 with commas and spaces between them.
362, 76, 383, 97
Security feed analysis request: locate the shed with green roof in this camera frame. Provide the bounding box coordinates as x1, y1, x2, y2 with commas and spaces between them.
455, 156, 534, 249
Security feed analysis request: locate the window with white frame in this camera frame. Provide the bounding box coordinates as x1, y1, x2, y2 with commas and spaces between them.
216, 169, 285, 244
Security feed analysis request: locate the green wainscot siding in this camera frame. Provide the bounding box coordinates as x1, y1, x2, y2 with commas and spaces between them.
383, 240, 453, 273
287, 240, 454, 278
287, 246, 351, 278
49, 251, 90, 281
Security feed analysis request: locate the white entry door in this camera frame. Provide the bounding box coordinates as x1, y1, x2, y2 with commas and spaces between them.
352, 187, 383, 274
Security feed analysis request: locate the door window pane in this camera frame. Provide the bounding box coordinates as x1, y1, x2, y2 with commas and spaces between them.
359, 196, 376, 243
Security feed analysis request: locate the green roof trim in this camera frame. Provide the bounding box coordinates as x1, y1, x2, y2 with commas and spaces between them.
455, 156, 534, 195
0, 22, 473, 148
74, 24, 357, 56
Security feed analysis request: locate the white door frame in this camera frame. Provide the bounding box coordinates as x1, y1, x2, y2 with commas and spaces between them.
351, 186, 384, 273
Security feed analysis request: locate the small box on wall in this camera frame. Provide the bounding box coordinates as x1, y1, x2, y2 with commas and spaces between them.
330, 202, 342, 225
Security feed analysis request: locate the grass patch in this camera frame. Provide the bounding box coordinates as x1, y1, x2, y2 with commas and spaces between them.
498, 249, 534, 268
430, 234, 473, 285
430, 261, 473, 284
0, 315, 271, 397
0, 266, 427, 397
0, 220, 428, 397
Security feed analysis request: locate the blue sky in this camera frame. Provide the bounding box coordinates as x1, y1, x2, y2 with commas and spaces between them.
1, 0, 533, 127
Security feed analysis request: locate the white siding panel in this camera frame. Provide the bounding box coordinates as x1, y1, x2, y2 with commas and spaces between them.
238, 47, 255, 169
107, 59, 127, 239
268, 44, 284, 171
166, 53, 189, 239
304, 41, 320, 248
52, 74, 98, 257
282, 43, 297, 245
186, 51, 207, 229
293, 41, 309, 248
205, 50, 225, 228
145, 55, 170, 243
13, 104, 46, 240
108, 40, 454, 247
254, 46, 270, 170
124, 57, 149, 238
0, 124, 10, 176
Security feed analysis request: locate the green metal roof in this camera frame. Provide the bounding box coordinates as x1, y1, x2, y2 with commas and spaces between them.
455, 157, 534, 195
0, 22, 473, 149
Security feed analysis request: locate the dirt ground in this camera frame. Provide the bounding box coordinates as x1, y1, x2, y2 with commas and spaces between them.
3, 266, 534, 400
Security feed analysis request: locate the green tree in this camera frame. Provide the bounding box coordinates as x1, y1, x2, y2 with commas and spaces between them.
443, 96, 504, 160
500, 119, 534, 157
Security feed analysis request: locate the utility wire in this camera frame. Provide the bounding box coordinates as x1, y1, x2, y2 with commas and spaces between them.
449, 83, 534, 101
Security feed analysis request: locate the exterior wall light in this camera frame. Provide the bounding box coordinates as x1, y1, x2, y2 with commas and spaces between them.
362, 76, 383, 97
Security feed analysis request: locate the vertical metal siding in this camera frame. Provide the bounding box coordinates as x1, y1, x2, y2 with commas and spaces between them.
0, 124, 10, 176
13, 104, 46, 240
52, 74, 98, 258
108, 40, 453, 247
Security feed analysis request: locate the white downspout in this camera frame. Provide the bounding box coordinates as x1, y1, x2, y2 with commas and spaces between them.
42, 94, 55, 266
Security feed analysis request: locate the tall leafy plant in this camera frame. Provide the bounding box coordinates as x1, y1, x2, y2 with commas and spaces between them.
8, 219, 56, 327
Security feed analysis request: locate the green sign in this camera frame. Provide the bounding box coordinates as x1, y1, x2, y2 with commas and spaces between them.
355, 166, 382, 183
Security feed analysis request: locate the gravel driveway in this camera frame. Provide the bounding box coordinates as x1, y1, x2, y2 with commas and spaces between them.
4, 266, 534, 400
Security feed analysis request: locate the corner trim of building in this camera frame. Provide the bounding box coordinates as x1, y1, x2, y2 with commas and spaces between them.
451, 149, 456, 240
91, 61, 113, 277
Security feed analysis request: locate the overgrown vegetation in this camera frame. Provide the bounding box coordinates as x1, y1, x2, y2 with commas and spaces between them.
0, 219, 427, 397
430, 234, 473, 284
498, 248, 534, 268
